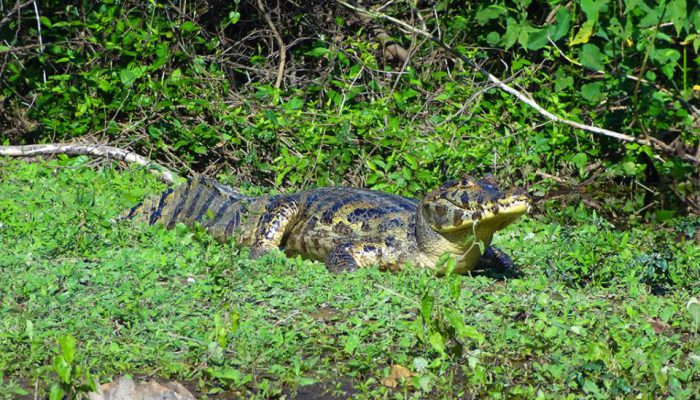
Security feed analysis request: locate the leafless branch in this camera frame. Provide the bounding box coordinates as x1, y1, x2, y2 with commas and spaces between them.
0, 0, 32, 28
30, 0, 46, 83
256, 0, 286, 88
0, 143, 178, 184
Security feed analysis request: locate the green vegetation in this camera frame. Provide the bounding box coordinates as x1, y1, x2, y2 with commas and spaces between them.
1, 0, 698, 214
1, 158, 699, 398
1, 0, 700, 398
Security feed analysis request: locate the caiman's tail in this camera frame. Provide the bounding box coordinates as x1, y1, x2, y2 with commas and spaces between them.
123, 176, 250, 232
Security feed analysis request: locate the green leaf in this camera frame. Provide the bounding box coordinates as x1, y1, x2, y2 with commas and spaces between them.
428, 329, 446, 356
420, 294, 434, 323
119, 66, 146, 86
622, 161, 639, 175
651, 48, 681, 79
283, 97, 304, 111
668, 0, 687, 35
403, 153, 418, 170
580, 82, 603, 102
571, 152, 589, 173
446, 310, 485, 345
526, 27, 549, 50
580, 44, 605, 71
486, 32, 501, 45
96, 78, 113, 92
475, 5, 506, 25
570, 20, 596, 45
171, 68, 182, 81
516, 0, 532, 9
152, 42, 170, 70
305, 47, 330, 57
548, 8, 571, 41
298, 377, 318, 386
517, 25, 532, 49
49, 385, 65, 400
503, 18, 521, 49
638, 3, 662, 27
228, 11, 241, 25
40, 16, 53, 28
580, 0, 607, 21
53, 355, 71, 384
181, 21, 198, 33
59, 334, 77, 364
555, 68, 574, 91
208, 367, 242, 382
343, 334, 361, 354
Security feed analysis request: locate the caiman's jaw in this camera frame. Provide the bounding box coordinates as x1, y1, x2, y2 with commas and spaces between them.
420, 175, 530, 235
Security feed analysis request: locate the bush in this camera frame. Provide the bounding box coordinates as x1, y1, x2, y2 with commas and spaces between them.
1, 0, 698, 216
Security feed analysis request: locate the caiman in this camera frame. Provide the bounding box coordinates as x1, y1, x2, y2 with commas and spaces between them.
126, 175, 530, 274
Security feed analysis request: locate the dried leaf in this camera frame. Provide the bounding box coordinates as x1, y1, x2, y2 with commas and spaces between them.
647, 317, 672, 334
381, 364, 412, 388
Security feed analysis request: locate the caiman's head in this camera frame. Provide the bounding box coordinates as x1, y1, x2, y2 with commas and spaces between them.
418, 175, 530, 269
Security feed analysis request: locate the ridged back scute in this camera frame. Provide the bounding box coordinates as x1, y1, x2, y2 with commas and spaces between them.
126, 176, 249, 232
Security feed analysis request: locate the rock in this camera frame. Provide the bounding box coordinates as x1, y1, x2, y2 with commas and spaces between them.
88, 376, 196, 400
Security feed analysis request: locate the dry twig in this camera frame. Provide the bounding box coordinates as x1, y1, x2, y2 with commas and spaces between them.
30, 0, 46, 83
0, 0, 32, 28
256, 0, 286, 88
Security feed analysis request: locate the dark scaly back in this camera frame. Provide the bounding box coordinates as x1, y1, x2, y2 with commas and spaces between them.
125, 177, 251, 239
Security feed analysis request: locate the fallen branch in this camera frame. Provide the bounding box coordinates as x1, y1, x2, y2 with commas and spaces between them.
256, 0, 286, 88
336, 1, 699, 165
0, 143, 177, 184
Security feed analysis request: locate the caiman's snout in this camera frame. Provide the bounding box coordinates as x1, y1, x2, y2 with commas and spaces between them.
420, 174, 530, 233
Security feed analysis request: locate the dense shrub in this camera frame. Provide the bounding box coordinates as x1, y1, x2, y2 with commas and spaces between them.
1, 0, 698, 216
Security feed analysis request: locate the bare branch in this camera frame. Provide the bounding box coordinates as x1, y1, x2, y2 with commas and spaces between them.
336, 1, 699, 165
0, 0, 32, 28
256, 0, 286, 88
30, 0, 46, 83
0, 143, 178, 184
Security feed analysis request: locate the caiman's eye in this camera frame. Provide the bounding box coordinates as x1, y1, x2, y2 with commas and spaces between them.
440, 179, 459, 189
460, 175, 476, 185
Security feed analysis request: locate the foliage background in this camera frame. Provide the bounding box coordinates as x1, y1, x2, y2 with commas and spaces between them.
1, 0, 699, 218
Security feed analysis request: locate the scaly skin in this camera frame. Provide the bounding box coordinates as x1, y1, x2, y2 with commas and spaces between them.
126, 175, 530, 274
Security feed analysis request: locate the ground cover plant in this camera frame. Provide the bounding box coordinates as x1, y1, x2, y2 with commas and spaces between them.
1, 0, 700, 398
0, 158, 699, 398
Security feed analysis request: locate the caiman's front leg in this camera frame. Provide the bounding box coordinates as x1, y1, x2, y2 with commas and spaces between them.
248, 196, 299, 259
325, 241, 386, 273
475, 246, 518, 273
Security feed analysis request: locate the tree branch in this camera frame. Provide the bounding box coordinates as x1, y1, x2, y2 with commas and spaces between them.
256, 0, 286, 88
0, 143, 177, 184
0, 0, 33, 28
31, 0, 47, 83
336, 1, 699, 165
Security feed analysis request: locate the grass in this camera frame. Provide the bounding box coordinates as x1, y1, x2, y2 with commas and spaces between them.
0, 157, 699, 399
